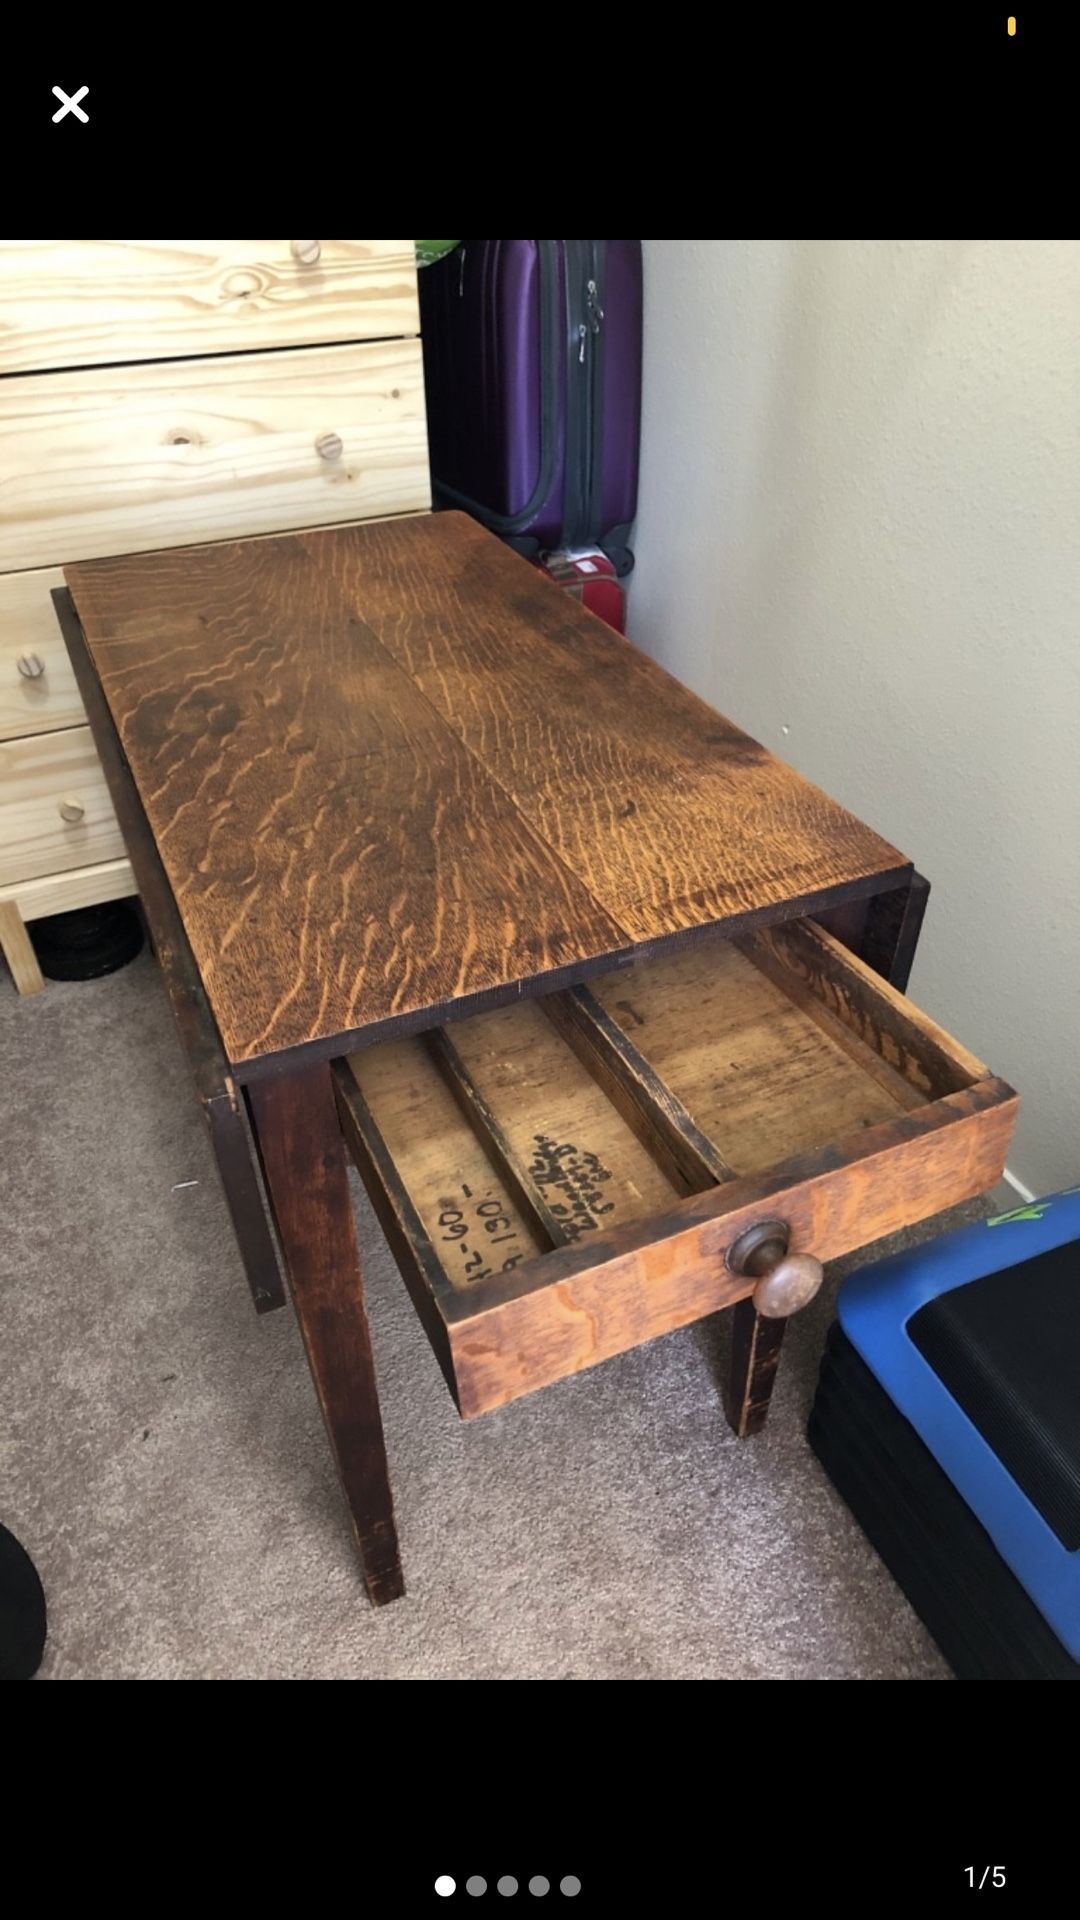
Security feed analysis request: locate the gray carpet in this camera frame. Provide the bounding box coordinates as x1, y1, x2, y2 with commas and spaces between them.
1, 947, 984, 1680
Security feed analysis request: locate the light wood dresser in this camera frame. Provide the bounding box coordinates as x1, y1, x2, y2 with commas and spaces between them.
0, 239, 429, 993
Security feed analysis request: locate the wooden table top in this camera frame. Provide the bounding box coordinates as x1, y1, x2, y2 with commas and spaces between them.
65, 512, 908, 1077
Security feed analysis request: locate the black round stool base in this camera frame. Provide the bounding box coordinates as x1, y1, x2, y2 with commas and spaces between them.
30, 901, 144, 981
0, 1523, 47, 1682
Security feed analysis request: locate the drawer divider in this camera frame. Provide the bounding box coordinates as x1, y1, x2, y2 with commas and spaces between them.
334, 931, 1018, 1421
542, 982, 737, 1194
424, 1028, 566, 1248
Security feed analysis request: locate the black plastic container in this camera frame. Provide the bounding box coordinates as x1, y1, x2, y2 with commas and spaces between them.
0, 1522, 47, 1681
810, 1324, 1080, 1681
29, 901, 144, 981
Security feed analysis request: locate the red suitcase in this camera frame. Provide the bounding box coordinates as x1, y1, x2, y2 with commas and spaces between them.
534, 548, 625, 634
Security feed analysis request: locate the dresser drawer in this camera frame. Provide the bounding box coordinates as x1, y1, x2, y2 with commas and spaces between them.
0, 240, 420, 375
0, 339, 429, 572
336, 921, 1017, 1419
0, 566, 84, 740
0, 724, 125, 886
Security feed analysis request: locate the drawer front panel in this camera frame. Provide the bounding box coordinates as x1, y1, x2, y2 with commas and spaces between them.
0, 339, 430, 571
338, 922, 1018, 1418
442, 1086, 1017, 1418
0, 240, 420, 375
0, 566, 83, 740
0, 723, 125, 885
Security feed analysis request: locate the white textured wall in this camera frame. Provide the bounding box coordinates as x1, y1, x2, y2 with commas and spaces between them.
630, 239, 1080, 1195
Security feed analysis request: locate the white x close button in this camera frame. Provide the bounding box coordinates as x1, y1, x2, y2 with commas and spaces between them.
52, 85, 89, 122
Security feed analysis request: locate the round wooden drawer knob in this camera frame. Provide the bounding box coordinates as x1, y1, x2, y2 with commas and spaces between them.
727, 1217, 824, 1320
291, 239, 321, 266
316, 431, 344, 461
751, 1252, 824, 1319
59, 795, 85, 823
17, 652, 45, 679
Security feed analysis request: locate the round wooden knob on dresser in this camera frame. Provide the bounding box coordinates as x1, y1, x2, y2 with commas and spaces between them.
726, 1217, 825, 1320
17, 652, 45, 679
291, 240, 322, 266
59, 795, 85, 824
315, 431, 344, 461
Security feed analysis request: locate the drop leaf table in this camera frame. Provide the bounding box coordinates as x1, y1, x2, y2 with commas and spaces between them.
56, 512, 1017, 1605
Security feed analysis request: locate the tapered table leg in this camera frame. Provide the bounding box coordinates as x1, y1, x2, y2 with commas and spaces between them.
207, 1089, 286, 1314
249, 1061, 403, 1605
857, 871, 930, 989
724, 1299, 788, 1437
723, 1224, 825, 1437
819, 870, 931, 991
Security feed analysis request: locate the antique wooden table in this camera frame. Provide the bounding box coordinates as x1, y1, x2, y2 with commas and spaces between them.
57, 512, 1016, 1605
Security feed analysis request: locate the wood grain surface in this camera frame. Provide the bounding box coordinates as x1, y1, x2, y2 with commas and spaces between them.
725, 1302, 788, 1438
65, 514, 909, 1072
819, 871, 930, 992
55, 588, 285, 1314
591, 939, 913, 1174
0, 722, 125, 886
0, 852, 133, 917
428, 999, 679, 1235
749, 917, 987, 1097
339, 927, 1018, 1416
346, 916, 972, 1309
0, 853, 134, 923
543, 981, 737, 1193
424, 1024, 585, 1249
333, 1055, 470, 1405
306, 515, 911, 940
0, 565, 81, 741
443, 1081, 1017, 1417
3, 340, 429, 572
344, 1037, 549, 1289
0, 897, 43, 994
250, 1063, 403, 1603
0, 240, 420, 376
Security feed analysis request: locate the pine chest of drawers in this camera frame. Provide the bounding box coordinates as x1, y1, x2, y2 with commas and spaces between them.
0, 238, 428, 993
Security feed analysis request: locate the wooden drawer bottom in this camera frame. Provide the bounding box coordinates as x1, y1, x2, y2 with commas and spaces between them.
336, 921, 1017, 1418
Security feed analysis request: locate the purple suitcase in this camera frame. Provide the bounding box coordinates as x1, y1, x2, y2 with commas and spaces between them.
419, 240, 642, 574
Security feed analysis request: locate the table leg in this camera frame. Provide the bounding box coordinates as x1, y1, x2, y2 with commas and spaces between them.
0, 899, 44, 995
247, 1061, 403, 1605
856, 871, 930, 989
818, 871, 931, 990
724, 1299, 787, 1438
729, 871, 933, 1439
206, 1090, 286, 1314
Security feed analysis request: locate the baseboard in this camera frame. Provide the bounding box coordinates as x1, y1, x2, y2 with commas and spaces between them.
1001, 1166, 1038, 1205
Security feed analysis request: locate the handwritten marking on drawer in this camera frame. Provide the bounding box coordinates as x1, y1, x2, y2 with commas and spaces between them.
438, 1182, 527, 1284
530, 1135, 615, 1241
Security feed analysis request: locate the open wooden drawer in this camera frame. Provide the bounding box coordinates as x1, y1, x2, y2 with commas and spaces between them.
334, 919, 1017, 1421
